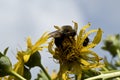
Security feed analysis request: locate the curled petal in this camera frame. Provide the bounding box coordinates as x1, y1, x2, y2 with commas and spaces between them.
82, 28, 103, 48
81, 30, 98, 45
79, 23, 91, 38
92, 28, 103, 44
48, 39, 55, 55
76, 23, 91, 46
77, 29, 98, 48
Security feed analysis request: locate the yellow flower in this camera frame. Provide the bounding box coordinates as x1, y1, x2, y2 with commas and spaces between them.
48, 21, 103, 79
9, 32, 49, 79
24, 32, 49, 63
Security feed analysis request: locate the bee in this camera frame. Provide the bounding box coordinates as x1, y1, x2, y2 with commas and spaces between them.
49, 25, 90, 48
49, 25, 76, 49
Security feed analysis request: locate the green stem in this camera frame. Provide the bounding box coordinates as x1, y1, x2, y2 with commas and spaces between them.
102, 66, 109, 72
85, 71, 120, 80
75, 75, 77, 80
10, 70, 26, 80
39, 64, 52, 80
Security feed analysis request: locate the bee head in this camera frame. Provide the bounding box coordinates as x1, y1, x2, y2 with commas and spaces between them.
61, 25, 76, 37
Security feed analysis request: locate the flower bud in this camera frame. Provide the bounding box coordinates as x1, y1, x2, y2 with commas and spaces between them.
25, 51, 41, 68
0, 48, 12, 77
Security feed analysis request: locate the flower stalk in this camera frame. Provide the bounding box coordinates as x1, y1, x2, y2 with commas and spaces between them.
39, 64, 52, 80
10, 70, 26, 80
85, 70, 120, 80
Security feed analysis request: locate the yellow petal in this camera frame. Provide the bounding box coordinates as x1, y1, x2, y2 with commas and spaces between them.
79, 23, 91, 38
77, 29, 98, 48
84, 43, 96, 49
62, 73, 68, 80
32, 32, 49, 52
13, 61, 24, 76
82, 29, 98, 44
23, 54, 30, 63
16, 51, 24, 61
81, 28, 102, 48
92, 28, 103, 44
76, 23, 91, 46
80, 49, 99, 62
8, 61, 24, 80
77, 74, 82, 80
27, 37, 32, 48
80, 58, 90, 66
51, 70, 57, 79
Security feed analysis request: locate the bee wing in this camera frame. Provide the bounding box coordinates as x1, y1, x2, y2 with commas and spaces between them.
49, 30, 61, 38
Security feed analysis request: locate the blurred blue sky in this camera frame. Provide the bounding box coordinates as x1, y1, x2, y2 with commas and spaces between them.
0, 0, 120, 79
